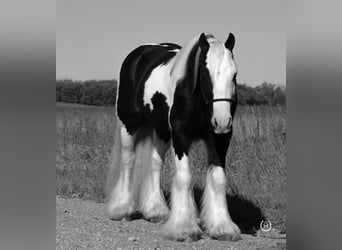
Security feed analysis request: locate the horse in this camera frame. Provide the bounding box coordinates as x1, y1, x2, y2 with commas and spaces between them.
105, 33, 240, 241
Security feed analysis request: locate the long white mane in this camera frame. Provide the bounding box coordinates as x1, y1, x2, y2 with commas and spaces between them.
170, 33, 223, 83
170, 34, 202, 82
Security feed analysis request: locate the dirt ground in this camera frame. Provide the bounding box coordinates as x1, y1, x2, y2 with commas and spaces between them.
56, 196, 286, 250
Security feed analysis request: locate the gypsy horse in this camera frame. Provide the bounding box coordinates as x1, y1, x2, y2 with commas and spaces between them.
106, 33, 240, 241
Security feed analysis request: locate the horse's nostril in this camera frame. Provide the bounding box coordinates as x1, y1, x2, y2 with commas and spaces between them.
214, 119, 218, 127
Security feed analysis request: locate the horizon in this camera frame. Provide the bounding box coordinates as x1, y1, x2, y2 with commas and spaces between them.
55, 77, 286, 88
57, 1, 285, 87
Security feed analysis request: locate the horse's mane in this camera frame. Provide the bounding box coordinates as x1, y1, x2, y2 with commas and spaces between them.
170, 33, 219, 84
170, 34, 202, 82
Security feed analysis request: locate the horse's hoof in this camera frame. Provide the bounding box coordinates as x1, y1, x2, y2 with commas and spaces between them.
214, 233, 241, 242
149, 215, 167, 224
107, 202, 135, 221
207, 221, 241, 242
162, 218, 203, 241
143, 202, 169, 224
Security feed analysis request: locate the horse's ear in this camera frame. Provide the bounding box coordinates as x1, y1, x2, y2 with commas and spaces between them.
199, 33, 209, 51
225, 33, 235, 52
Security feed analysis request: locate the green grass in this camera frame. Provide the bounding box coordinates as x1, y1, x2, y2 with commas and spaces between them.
56, 102, 286, 232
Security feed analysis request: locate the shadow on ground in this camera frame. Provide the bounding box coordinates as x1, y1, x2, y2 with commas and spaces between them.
226, 193, 265, 234
193, 187, 265, 234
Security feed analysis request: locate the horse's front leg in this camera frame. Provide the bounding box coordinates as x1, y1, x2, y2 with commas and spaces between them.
162, 124, 202, 241
202, 133, 241, 241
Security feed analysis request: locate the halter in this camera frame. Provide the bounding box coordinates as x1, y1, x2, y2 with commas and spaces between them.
204, 98, 236, 105
193, 47, 237, 106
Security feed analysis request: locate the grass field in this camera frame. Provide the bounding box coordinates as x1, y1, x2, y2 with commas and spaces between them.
56, 102, 286, 232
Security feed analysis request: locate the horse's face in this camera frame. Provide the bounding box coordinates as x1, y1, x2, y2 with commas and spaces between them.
199, 33, 237, 134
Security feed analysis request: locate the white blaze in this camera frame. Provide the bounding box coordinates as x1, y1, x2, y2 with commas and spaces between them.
205, 43, 237, 133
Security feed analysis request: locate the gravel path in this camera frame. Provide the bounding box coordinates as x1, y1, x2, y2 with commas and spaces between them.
56, 196, 286, 250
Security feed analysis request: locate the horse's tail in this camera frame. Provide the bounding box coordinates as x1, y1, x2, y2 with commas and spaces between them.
131, 123, 154, 209
105, 117, 155, 209
105, 117, 123, 199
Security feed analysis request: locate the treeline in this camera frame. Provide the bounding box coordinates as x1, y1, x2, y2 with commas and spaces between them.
56, 79, 117, 106
238, 82, 286, 105
56, 79, 285, 106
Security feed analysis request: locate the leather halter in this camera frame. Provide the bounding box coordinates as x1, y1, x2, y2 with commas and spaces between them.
205, 98, 236, 105
193, 47, 236, 105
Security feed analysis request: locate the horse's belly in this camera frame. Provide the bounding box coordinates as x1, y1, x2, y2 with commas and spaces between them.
143, 64, 174, 111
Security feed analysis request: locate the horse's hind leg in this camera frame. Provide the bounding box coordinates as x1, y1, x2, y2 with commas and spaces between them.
139, 134, 169, 223
107, 124, 136, 220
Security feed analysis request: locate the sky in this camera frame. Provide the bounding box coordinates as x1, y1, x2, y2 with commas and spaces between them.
57, 0, 286, 87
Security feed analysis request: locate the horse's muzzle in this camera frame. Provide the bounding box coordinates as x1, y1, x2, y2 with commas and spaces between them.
212, 116, 232, 134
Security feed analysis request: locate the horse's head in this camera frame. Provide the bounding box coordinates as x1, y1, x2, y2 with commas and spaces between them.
197, 33, 237, 134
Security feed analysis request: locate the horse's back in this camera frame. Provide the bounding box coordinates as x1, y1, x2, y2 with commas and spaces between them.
117, 43, 180, 134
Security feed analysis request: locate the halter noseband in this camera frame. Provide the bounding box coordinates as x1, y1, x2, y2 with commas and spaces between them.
205, 98, 236, 105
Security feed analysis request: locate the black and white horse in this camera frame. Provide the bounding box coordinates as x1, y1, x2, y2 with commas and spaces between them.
106, 33, 240, 241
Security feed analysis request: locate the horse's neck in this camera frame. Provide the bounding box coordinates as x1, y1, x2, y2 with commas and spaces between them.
170, 35, 200, 84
